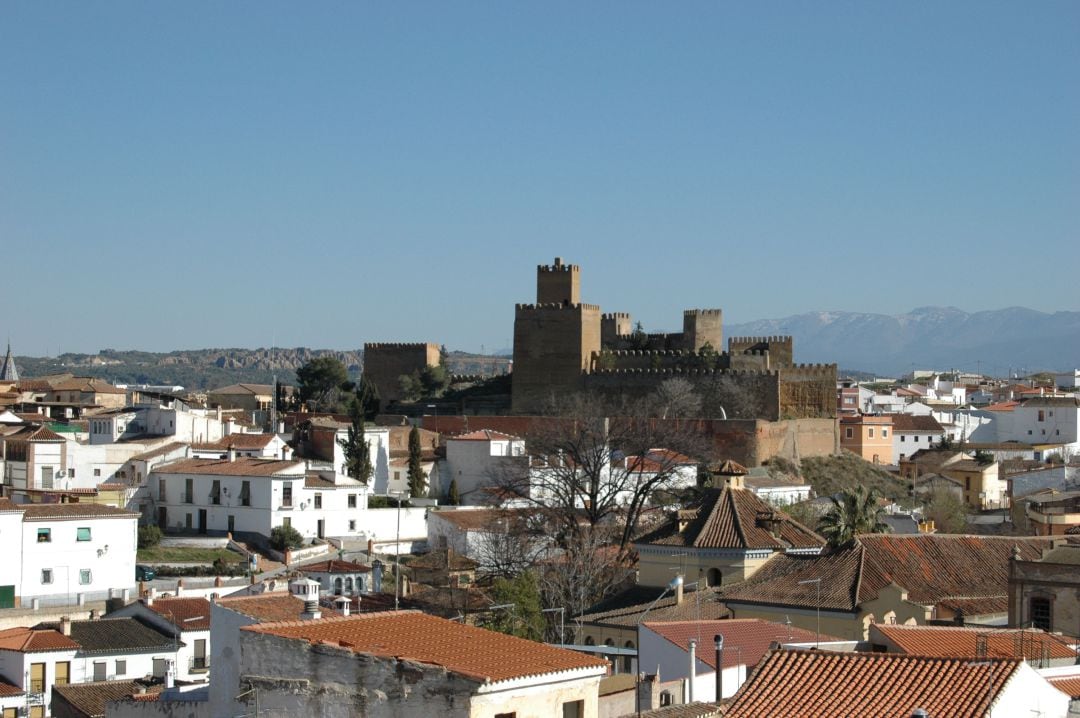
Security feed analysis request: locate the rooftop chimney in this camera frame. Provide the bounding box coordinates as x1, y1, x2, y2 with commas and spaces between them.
290, 577, 322, 620
673, 574, 684, 605
60, 616, 71, 636
688, 639, 696, 703
164, 659, 175, 689
227, 444, 236, 462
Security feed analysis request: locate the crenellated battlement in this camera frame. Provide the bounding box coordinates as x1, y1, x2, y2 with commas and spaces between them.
684, 308, 723, 317
590, 366, 778, 377
516, 302, 602, 312
729, 335, 792, 344
602, 312, 631, 320
538, 263, 579, 273
364, 342, 441, 350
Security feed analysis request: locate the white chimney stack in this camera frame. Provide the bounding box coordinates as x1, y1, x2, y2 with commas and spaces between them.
688, 639, 696, 703
290, 577, 322, 620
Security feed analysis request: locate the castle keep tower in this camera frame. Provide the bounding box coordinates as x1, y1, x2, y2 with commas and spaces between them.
681, 309, 723, 352
363, 342, 441, 404
536, 257, 580, 305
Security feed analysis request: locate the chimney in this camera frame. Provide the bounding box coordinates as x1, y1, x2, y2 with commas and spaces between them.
89, 609, 98, 620
290, 578, 322, 620
60, 616, 71, 636
164, 659, 175, 689
688, 639, 696, 703
175, 579, 184, 597
145, 588, 156, 607
674, 575, 684, 605
227, 444, 236, 462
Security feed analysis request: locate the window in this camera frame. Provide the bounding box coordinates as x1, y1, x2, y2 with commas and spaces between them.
185, 513, 193, 530
314, 493, 322, 509
1031, 597, 1052, 631
901, 435, 906, 442
1038, 410, 1045, 422
55, 661, 69, 685
348, 520, 356, 531
93, 468, 101, 477
93, 661, 106, 681
152, 658, 166, 678
562, 701, 584, 718
1028, 430, 1033, 435
41, 569, 52, 584
115, 660, 126, 676
37, 528, 51, 543
77, 527, 91, 542
79, 569, 92, 585
240, 480, 251, 507
914, 436, 919, 442
845, 427, 853, 439
68, 468, 75, 478
868, 428, 875, 439
348, 494, 357, 509
282, 516, 291, 529
211, 480, 221, 505
882, 429, 888, 438
282, 482, 293, 508
159, 479, 167, 502
184, 478, 194, 504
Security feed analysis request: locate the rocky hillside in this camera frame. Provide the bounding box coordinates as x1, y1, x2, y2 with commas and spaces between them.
14, 348, 509, 391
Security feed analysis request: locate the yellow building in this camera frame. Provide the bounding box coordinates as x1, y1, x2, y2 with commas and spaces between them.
839, 414, 894, 464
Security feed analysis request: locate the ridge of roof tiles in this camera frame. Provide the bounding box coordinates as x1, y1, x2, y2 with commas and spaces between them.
634, 487, 825, 551
724, 649, 1020, 718
242, 610, 607, 684
871, 623, 1078, 660
0, 626, 80, 652
146, 597, 213, 631
644, 619, 830, 670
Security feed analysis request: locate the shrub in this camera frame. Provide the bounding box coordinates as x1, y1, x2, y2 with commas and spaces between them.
269, 525, 304, 552
138, 525, 163, 550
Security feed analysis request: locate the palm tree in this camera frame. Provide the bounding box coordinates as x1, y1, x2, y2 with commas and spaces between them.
819, 485, 890, 547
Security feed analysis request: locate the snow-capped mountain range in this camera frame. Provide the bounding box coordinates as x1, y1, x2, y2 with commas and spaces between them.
725, 306, 1080, 377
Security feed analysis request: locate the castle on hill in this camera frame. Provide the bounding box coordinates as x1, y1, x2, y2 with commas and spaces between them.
511, 257, 837, 419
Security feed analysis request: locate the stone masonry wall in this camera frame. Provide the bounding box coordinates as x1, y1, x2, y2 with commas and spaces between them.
364, 342, 441, 405
728, 336, 794, 368
512, 304, 602, 413
778, 364, 838, 419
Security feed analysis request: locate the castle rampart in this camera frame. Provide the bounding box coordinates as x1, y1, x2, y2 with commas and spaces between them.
728, 335, 794, 367
682, 308, 723, 352
363, 342, 442, 405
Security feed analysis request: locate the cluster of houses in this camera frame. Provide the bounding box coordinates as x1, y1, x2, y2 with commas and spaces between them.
1, 349, 1079, 715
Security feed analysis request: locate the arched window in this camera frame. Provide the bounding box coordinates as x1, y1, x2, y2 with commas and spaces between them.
345, 577, 354, 594
707, 568, 722, 587
584, 636, 595, 646
604, 638, 615, 647
660, 691, 674, 707
334, 577, 343, 595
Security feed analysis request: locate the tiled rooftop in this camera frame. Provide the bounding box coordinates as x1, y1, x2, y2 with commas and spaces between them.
871, 623, 1078, 661
38, 618, 175, 654
19, 503, 140, 521
216, 593, 315, 623
645, 619, 830, 669
52, 680, 160, 718
0, 680, 22, 697
429, 508, 534, 532
448, 429, 521, 442
0, 626, 80, 652
579, 585, 729, 628
191, 433, 276, 450
300, 559, 371, 574
147, 597, 213, 631
242, 610, 607, 684
154, 456, 305, 477
891, 414, 945, 432
724, 649, 1019, 717
723, 534, 1051, 613
634, 487, 824, 552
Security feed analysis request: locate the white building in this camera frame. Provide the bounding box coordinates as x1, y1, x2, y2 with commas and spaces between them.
890, 414, 946, 462
107, 596, 212, 683
12, 503, 138, 610
443, 430, 527, 504
967, 397, 1080, 459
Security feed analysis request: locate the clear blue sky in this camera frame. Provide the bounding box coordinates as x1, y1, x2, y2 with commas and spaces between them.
2, 2, 1077, 356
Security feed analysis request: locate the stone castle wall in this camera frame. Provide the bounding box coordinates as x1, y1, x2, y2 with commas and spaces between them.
584, 367, 782, 420
536, 258, 580, 305
778, 364, 838, 419
363, 342, 441, 404
682, 308, 723, 352
728, 335, 794, 367
512, 303, 601, 412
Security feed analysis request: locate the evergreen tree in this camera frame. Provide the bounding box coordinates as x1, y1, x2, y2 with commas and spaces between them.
407, 426, 426, 497
447, 478, 460, 506
484, 572, 545, 641
339, 395, 374, 484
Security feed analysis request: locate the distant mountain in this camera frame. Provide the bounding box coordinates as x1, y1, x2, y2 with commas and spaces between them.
726, 306, 1080, 378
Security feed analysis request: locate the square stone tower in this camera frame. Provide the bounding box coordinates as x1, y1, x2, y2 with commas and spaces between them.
536, 257, 580, 305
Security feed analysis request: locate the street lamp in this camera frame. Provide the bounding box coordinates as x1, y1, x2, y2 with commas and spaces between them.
798, 578, 822, 648
389, 490, 409, 610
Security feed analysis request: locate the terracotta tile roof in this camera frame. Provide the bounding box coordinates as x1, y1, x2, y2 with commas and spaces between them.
53, 680, 161, 718
0, 626, 80, 652
300, 559, 371, 574
890, 414, 945, 432
242, 611, 608, 684
619, 448, 697, 473
153, 456, 305, 477
715, 459, 748, 475
448, 429, 521, 442
724, 649, 1019, 718
130, 441, 188, 461
0, 680, 22, 697
723, 535, 1052, 613
634, 487, 824, 552
192, 433, 277, 451
147, 597, 213, 631
51, 378, 126, 394
579, 585, 729, 628
984, 401, 1020, 412
1048, 675, 1080, 699
19, 503, 139, 521
0, 499, 24, 513
208, 383, 274, 396
37, 618, 176, 654
1023, 396, 1080, 407
645, 619, 829, 670
5, 424, 65, 442
217, 593, 312, 623
870, 624, 1078, 661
